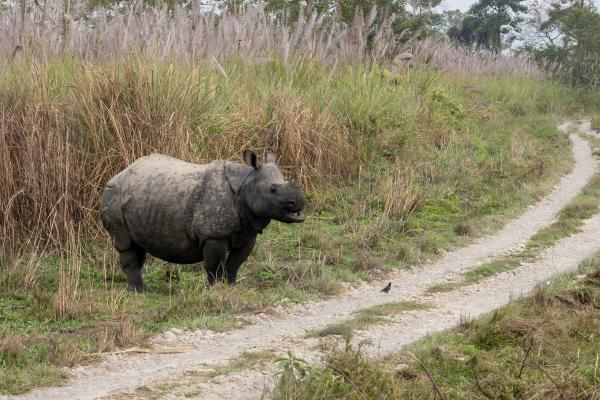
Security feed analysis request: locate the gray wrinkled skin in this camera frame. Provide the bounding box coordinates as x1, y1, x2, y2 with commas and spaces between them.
100, 151, 305, 291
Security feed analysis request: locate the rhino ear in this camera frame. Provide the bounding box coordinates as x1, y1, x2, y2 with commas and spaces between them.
265, 152, 277, 164
243, 150, 259, 169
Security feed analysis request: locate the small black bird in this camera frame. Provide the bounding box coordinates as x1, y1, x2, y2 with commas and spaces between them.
381, 282, 392, 294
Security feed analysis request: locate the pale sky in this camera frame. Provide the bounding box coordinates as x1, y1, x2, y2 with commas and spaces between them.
438, 0, 600, 11
437, 0, 479, 11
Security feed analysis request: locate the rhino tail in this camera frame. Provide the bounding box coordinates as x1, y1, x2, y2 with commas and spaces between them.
100, 184, 132, 252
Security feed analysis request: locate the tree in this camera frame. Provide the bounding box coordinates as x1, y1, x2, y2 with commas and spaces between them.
521, 0, 600, 88
259, 0, 339, 23
447, 0, 527, 52
431, 9, 463, 34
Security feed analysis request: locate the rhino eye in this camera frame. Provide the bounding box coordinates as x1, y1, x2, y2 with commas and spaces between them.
270, 184, 277, 193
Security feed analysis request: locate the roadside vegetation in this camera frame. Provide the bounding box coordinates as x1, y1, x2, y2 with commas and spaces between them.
425, 131, 600, 294
592, 116, 600, 131
1, 0, 599, 395
270, 253, 600, 399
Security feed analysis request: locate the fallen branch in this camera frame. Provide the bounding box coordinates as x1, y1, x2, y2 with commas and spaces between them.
530, 361, 566, 400
570, 330, 591, 343
407, 351, 445, 400
328, 364, 367, 400
470, 362, 496, 399
94, 346, 190, 356
517, 336, 535, 379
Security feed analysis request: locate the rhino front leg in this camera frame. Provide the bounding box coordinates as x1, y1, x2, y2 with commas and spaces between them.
119, 244, 148, 292
203, 239, 229, 286
225, 238, 256, 285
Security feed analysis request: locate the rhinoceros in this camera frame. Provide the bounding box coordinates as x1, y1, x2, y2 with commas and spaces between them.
100, 151, 305, 292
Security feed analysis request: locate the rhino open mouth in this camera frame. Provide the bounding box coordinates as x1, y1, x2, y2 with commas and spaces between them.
285, 209, 305, 223
288, 211, 305, 222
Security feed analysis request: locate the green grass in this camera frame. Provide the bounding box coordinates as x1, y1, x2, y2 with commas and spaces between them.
425, 281, 463, 294
359, 300, 430, 316
269, 254, 600, 399
463, 257, 523, 284
0, 60, 581, 394
591, 115, 600, 131
306, 301, 431, 339
207, 350, 277, 378
426, 167, 600, 294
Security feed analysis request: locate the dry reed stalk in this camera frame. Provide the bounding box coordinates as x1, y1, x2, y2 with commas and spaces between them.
52, 229, 84, 319
115, 318, 148, 347
261, 97, 353, 189
0, 2, 399, 65
382, 166, 423, 220
407, 38, 542, 78
0, 1, 542, 77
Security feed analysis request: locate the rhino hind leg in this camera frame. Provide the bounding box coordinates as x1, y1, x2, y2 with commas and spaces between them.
119, 244, 148, 293
100, 185, 132, 252
203, 239, 229, 286
225, 238, 256, 285
101, 193, 147, 292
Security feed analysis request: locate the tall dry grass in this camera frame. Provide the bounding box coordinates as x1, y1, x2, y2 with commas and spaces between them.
0, 58, 354, 254
0, 0, 543, 78
1, 1, 400, 65
0, 3, 546, 255
408, 38, 542, 78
